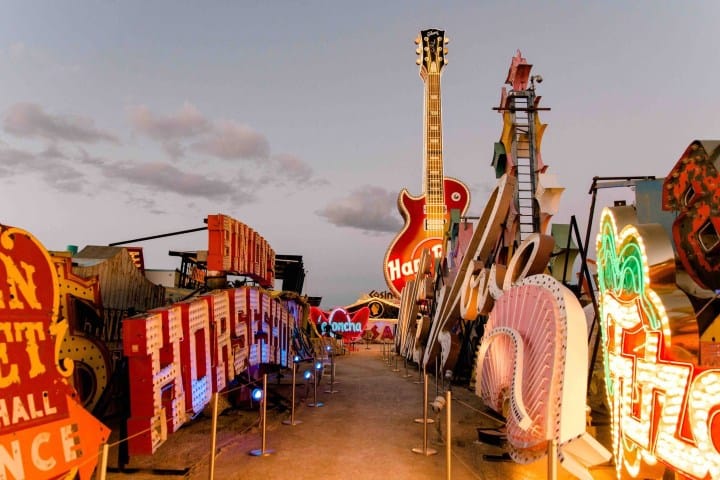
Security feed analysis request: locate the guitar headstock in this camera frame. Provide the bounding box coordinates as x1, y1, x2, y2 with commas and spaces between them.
415, 29, 448, 76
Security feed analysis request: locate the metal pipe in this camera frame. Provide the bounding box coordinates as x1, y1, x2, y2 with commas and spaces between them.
109, 226, 208, 246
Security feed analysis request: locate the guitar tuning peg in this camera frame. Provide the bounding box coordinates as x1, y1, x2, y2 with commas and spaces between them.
424, 46, 429, 52
443, 48, 448, 55
416, 47, 421, 54
414, 36, 421, 45
416, 58, 422, 65
444, 37, 450, 44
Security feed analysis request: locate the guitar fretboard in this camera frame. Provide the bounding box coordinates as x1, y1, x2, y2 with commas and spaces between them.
424, 67, 445, 235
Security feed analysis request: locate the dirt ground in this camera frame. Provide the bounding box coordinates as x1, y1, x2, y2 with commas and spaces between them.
96, 345, 616, 480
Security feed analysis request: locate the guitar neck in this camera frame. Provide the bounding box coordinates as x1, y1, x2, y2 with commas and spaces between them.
424, 70, 445, 232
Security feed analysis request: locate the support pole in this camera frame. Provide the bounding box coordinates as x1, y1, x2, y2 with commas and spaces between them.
412, 373, 438, 455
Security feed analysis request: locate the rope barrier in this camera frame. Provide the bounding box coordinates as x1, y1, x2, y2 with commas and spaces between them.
451, 398, 505, 425
420, 372, 504, 425
103, 372, 271, 453
451, 449, 487, 480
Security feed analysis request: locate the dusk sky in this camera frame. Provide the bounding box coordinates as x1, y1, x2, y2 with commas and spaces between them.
1, 2, 719, 308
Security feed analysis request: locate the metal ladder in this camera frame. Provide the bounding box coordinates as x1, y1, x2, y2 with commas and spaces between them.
509, 91, 540, 241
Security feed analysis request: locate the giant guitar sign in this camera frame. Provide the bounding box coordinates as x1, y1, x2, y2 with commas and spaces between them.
0, 224, 109, 480
384, 28, 470, 297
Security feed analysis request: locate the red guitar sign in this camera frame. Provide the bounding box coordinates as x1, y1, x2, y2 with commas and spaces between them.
384, 29, 470, 297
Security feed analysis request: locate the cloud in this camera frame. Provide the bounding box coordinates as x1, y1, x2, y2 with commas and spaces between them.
128, 102, 210, 140
272, 153, 315, 182
0, 145, 36, 178
0, 143, 86, 191
191, 120, 270, 160
316, 186, 402, 233
4, 103, 118, 144
100, 161, 238, 199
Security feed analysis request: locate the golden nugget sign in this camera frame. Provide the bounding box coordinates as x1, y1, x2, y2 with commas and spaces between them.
597, 206, 720, 479
0, 224, 109, 480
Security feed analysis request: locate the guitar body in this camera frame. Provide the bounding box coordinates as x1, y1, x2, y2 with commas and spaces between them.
384, 176, 470, 297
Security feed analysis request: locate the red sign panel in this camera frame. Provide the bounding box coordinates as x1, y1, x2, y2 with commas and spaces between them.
207, 214, 275, 287
0, 225, 109, 480
309, 307, 369, 341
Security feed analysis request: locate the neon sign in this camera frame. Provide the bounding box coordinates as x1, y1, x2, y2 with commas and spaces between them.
123, 286, 298, 455
596, 206, 720, 479
309, 307, 369, 341
474, 234, 611, 476
207, 214, 275, 287
0, 224, 109, 480
662, 140, 720, 291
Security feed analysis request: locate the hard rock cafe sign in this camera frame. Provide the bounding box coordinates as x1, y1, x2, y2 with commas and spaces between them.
0, 224, 109, 480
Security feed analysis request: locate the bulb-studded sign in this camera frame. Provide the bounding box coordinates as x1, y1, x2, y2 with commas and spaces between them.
0, 224, 109, 480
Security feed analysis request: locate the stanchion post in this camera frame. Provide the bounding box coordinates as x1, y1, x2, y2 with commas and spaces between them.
283, 357, 302, 426
325, 348, 339, 394
548, 438, 558, 480
446, 390, 451, 480
414, 370, 435, 424
209, 392, 219, 476
412, 373, 438, 456
249, 374, 275, 456
308, 361, 324, 407
98, 443, 109, 480
392, 352, 400, 372
413, 364, 423, 385
403, 356, 412, 378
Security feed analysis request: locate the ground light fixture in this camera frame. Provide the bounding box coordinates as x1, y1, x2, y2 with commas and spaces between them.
251, 388, 263, 402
